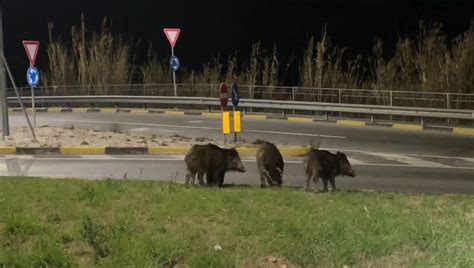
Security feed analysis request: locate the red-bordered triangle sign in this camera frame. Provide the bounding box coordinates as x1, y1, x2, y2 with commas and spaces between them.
22, 40, 40, 66
163, 28, 181, 48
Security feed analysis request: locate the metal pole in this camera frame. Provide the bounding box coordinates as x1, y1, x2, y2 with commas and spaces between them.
233, 106, 237, 143
0, 4, 9, 138
446, 93, 451, 124
446, 93, 450, 109
31, 86, 36, 128
1, 54, 36, 140
171, 46, 177, 97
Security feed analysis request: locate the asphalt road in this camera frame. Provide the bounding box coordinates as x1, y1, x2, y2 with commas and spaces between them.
1, 112, 473, 194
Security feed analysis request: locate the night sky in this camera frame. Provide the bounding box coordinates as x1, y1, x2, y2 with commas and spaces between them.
2, 0, 473, 84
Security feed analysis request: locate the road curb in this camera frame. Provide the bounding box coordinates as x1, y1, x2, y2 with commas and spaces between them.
8, 107, 474, 136
0, 146, 312, 156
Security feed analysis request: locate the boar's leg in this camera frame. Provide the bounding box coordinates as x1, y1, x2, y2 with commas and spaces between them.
213, 169, 226, 187
305, 175, 311, 191
312, 174, 320, 192
196, 172, 205, 186
259, 169, 267, 188
329, 176, 337, 192
322, 178, 329, 192
185, 172, 195, 187
306, 174, 318, 192
205, 171, 215, 187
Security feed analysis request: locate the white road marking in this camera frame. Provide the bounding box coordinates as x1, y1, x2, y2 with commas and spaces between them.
365, 152, 451, 168
80, 155, 116, 160
0, 162, 7, 173
53, 119, 346, 139
186, 120, 204, 123
0, 156, 473, 170
347, 158, 369, 165
319, 147, 474, 161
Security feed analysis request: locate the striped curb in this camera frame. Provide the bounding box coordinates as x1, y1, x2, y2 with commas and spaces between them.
7, 107, 474, 136
0, 146, 312, 156
336, 120, 367, 127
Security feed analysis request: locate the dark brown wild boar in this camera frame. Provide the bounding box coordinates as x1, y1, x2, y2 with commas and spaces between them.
303, 149, 355, 192
184, 143, 246, 187
256, 141, 284, 187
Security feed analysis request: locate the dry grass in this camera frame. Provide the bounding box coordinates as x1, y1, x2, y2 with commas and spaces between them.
44, 15, 136, 95
43, 18, 474, 106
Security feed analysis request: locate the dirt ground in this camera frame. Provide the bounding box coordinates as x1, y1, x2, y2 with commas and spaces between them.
0, 126, 257, 148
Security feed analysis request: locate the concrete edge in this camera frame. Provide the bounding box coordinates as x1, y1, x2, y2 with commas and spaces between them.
0, 146, 312, 156
8, 107, 474, 136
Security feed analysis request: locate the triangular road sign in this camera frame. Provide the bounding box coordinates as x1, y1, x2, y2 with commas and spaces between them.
22, 40, 40, 66
163, 28, 181, 48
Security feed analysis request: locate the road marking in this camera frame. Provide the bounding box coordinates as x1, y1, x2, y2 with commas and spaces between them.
337, 120, 366, 127
0, 162, 7, 173
453, 127, 474, 136
287, 117, 314, 123
244, 129, 344, 139
54, 119, 346, 139
1, 156, 473, 170
319, 147, 474, 161
186, 120, 204, 123
80, 155, 115, 159
365, 152, 451, 168
392, 124, 423, 131
347, 158, 369, 165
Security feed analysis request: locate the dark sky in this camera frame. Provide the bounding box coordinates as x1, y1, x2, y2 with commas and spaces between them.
2, 0, 473, 84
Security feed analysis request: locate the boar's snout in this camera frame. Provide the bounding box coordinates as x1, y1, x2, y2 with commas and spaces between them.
346, 168, 356, 177
237, 164, 246, 173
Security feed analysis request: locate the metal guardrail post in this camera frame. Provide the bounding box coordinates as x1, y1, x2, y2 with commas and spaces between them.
249, 86, 253, 113
338, 89, 342, 117
389, 91, 393, 106
446, 93, 451, 124
292, 87, 296, 114
389, 91, 393, 121
446, 93, 450, 109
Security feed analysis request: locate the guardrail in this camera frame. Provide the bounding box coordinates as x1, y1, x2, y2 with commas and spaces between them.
8, 83, 474, 110
7, 95, 474, 125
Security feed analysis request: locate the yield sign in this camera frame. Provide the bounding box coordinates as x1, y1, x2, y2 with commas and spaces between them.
22, 40, 40, 66
163, 28, 181, 48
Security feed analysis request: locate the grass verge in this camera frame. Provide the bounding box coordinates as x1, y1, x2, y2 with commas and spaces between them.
0, 177, 473, 267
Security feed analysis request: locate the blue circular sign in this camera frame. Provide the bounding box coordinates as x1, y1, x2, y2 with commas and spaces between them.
170, 56, 180, 72
231, 83, 240, 107
26, 66, 40, 88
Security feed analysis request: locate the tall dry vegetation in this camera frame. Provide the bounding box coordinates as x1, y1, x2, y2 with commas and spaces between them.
369, 21, 474, 95
43, 15, 136, 95
44, 18, 473, 102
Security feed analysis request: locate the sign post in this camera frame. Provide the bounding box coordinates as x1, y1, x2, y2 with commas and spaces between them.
26, 66, 39, 127
220, 83, 229, 144
163, 28, 181, 97
231, 83, 240, 142
23, 40, 40, 128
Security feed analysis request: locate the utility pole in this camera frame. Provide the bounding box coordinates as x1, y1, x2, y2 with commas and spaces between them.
0, 3, 9, 139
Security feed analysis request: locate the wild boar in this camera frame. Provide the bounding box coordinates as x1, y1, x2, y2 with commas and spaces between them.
256, 141, 284, 187
303, 149, 355, 192
184, 143, 246, 187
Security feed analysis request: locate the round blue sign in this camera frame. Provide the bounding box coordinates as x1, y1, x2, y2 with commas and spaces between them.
26, 66, 40, 88
170, 56, 180, 72
231, 83, 240, 107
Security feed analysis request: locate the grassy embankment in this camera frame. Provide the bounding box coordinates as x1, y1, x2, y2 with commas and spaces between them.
0, 177, 473, 267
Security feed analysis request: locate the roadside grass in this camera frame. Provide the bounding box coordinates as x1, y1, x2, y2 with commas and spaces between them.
0, 177, 473, 267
